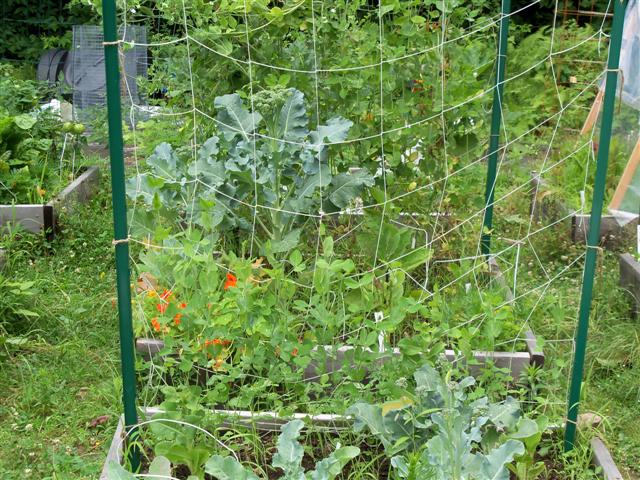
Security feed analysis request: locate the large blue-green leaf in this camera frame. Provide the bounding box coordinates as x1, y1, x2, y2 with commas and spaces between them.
413, 363, 444, 392
270, 228, 302, 254
272, 419, 305, 479
215, 94, 262, 142
148, 456, 171, 477
148, 142, 180, 178
106, 461, 136, 480
126, 173, 176, 205
471, 440, 524, 480
298, 164, 332, 198
205, 455, 260, 480
198, 136, 220, 161
487, 397, 520, 430
278, 89, 308, 141
309, 446, 360, 480
189, 157, 226, 188
327, 170, 374, 209
310, 117, 353, 148
348, 402, 414, 452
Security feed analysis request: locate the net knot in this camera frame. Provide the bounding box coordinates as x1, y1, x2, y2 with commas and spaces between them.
112, 236, 131, 246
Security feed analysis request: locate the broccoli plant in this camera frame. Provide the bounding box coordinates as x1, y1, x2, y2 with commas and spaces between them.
107, 419, 358, 480
205, 419, 360, 480
347, 364, 540, 480
127, 88, 373, 253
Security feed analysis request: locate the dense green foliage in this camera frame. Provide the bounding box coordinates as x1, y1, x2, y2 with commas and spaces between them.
0, 0, 96, 60
0, 64, 92, 203
1, 0, 639, 479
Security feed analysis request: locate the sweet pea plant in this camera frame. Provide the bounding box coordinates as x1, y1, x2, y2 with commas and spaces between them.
133, 230, 439, 412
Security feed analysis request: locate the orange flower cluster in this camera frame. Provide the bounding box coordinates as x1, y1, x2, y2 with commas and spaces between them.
200, 338, 232, 371
155, 289, 173, 314
204, 338, 232, 348
151, 317, 161, 332
150, 291, 186, 332
224, 273, 237, 290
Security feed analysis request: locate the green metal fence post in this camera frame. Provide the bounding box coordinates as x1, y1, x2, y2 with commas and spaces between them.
101, 0, 140, 470
564, 0, 628, 452
481, 0, 511, 255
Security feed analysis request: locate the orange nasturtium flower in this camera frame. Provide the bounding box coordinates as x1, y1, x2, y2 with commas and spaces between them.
155, 289, 173, 314
151, 317, 161, 332
179, 302, 187, 309
224, 273, 237, 290
204, 338, 231, 348
173, 313, 182, 326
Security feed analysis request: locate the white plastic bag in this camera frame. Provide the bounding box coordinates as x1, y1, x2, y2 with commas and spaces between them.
619, 0, 640, 110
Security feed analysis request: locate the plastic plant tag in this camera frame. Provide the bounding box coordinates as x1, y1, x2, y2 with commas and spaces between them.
374, 311, 385, 353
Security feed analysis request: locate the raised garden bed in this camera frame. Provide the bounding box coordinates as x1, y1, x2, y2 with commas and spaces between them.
530, 172, 636, 248
0, 166, 100, 238
619, 253, 640, 316
101, 407, 624, 480
135, 256, 544, 380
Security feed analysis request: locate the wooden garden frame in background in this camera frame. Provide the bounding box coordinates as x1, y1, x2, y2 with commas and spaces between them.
581, 88, 604, 135
581, 84, 640, 219
609, 137, 640, 211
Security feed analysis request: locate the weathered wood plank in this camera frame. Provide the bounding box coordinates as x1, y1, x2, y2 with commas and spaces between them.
591, 437, 624, 480
0, 166, 100, 237
0, 205, 49, 234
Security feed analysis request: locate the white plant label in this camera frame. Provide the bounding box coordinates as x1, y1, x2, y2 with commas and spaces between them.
374, 311, 385, 353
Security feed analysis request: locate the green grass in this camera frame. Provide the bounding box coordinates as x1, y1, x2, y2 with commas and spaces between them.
0, 187, 122, 480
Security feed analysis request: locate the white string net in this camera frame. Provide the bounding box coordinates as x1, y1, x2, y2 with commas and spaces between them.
103, 0, 624, 474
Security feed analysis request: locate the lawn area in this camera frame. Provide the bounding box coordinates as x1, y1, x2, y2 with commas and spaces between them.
0, 188, 121, 479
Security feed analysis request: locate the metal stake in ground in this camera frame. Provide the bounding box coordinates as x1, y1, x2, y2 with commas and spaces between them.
481, 0, 511, 255
564, 0, 628, 452
101, 0, 140, 470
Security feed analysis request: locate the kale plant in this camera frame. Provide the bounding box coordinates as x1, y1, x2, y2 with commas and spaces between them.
205, 419, 359, 480
347, 364, 540, 480
127, 88, 373, 253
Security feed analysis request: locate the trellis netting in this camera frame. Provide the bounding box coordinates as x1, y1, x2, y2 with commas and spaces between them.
100, 0, 629, 474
